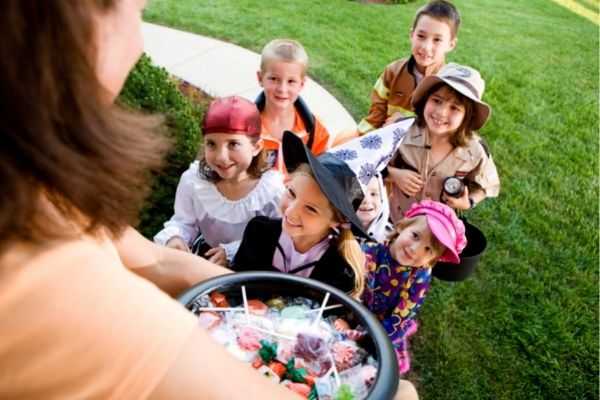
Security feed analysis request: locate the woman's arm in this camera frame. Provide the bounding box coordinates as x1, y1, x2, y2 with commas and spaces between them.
148, 327, 303, 400
114, 226, 232, 296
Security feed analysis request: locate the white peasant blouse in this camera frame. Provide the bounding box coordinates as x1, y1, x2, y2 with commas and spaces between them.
154, 161, 284, 260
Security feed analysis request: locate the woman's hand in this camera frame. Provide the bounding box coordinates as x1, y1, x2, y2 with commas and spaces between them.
166, 236, 190, 252
204, 246, 228, 266
387, 167, 424, 197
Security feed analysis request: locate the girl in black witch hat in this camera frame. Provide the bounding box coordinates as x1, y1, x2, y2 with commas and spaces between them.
231, 131, 368, 297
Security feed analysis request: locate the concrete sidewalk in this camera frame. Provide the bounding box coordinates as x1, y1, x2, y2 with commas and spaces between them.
142, 22, 357, 138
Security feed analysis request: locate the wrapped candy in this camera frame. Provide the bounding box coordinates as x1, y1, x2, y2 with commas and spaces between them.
333, 318, 351, 332
269, 361, 287, 378
248, 299, 268, 315
226, 342, 256, 363
276, 340, 296, 364
210, 291, 230, 308
359, 365, 377, 387
331, 341, 367, 371
281, 305, 310, 319
284, 381, 312, 398
196, 291, 377, 400
294, 333, 329, 362
237, 326, 264, 351
198, 311, 221, 331
266, 297, 286, 311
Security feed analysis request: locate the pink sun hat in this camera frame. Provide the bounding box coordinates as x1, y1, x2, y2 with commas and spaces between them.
404, 200, 467, 264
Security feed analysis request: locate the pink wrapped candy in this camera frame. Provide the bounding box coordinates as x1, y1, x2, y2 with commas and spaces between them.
198, 311, 221, 330
237, 326, 264, 351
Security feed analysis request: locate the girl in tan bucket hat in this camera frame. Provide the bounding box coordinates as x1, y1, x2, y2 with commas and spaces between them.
385, 62, 500, 220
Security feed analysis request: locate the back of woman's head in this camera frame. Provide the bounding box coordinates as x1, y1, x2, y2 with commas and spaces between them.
0, 1, 168, 251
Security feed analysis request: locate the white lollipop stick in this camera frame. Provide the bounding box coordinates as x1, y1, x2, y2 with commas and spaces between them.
243, 324, 296, 341
305, 304, 344, 313
196, 307, 245, 312
241, 285, 249, 323
328, 353, 341, 388
312, 292, 330, 327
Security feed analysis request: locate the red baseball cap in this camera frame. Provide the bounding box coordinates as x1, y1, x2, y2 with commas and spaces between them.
202, 96, 261, 136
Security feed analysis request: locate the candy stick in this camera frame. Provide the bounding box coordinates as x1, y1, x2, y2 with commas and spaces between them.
195, 307, 246, 312
328, 353, 341, 388
241, 285, 249, 323
305, 304, 344, 313
312, 292, 330, 327
244, 324, 296, 341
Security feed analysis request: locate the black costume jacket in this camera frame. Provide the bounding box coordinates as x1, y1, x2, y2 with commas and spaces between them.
232, 217, 356, 293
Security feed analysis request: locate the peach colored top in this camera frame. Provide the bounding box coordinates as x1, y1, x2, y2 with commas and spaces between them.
0, 235, 197, 399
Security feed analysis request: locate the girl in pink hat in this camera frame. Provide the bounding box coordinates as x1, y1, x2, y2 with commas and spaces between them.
361, 199, 467, 374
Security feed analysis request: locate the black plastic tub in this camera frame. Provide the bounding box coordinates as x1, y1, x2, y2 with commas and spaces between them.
178, 271, 399, 400
433, 220, 487, 281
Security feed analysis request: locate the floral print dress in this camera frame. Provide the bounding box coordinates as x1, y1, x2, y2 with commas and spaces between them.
361, 241, 432, 374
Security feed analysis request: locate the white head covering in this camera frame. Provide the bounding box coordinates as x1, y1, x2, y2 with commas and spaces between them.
364, 174, 392, 243
328, 119, 412, 242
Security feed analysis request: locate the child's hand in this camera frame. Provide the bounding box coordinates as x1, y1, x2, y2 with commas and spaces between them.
166, 236, 190, 252
204, 246, 228, 266
442, 186, 471, 210
383, 112, 406, 126
387, 167, 424, 197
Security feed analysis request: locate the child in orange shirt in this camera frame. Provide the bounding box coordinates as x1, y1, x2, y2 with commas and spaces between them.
256, 38, 330, 171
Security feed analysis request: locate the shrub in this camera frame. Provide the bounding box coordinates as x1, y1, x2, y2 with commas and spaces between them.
119, 54, 206, 238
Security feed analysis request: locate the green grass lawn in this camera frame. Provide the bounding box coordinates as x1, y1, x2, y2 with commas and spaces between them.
143, 1, 599, 398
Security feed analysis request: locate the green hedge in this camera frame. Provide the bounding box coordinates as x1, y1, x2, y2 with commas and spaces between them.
119, 54, 206, 238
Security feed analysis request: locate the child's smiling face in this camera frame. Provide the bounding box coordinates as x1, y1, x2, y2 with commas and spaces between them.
203, 133, 261, 182
257, 60, 305, 112
409, 15, 456, 73
279, 172, 338, 249
357, 178, 382, 229
424, 85, 466, 139
389, 216, 437, 267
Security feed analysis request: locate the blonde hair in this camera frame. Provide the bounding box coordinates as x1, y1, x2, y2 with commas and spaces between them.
388, 215, 446, 267
291, 164, 365, 298
260, 38, 309, 76
336, 222, 366, 299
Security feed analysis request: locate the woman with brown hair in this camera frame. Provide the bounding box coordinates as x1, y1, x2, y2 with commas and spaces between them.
0, 0, 300, 398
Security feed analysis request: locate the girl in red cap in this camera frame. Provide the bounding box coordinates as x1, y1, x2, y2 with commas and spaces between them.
361, 200, 467, 374
155, 96, 284, 266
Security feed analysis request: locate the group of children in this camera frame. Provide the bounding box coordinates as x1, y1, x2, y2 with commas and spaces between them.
154, 0, 500, 376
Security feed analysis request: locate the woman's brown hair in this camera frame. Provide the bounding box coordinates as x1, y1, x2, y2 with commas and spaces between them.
413, 82, 476, 147
0, 0, 169, 252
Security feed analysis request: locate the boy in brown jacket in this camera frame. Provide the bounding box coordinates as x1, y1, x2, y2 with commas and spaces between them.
357, 0, 461, 135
